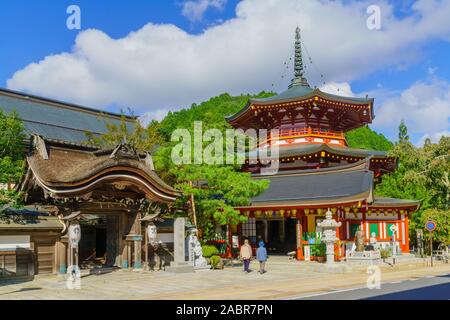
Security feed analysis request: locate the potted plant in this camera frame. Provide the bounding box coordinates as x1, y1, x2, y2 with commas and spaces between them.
315, 243, 326, 263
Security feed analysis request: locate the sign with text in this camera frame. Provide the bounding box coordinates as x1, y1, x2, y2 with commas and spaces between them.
425, 221, 437, 232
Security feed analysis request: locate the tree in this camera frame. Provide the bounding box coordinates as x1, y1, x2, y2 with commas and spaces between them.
0, 109, 25, 213
86, 114, 162, 153
173, 165, 269, 239
376, 121, 450, 245
154, 93, 272, 239
398, 119, 409, 143
346, 125, 393, 151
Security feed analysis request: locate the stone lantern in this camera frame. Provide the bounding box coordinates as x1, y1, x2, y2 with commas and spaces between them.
317, 209, 341, 264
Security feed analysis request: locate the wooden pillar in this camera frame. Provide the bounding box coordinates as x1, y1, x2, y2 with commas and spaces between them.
58, 238, 67, 274
404, 214, 410, 253
144, 223, 149, 270
133, 211, 142, 269
120, 213, 129, 269
280, 218, 285, 242
67, 241, 72, 272
127, 242, 132, 269
307, 215, 315, 233
264, 220, 268, 243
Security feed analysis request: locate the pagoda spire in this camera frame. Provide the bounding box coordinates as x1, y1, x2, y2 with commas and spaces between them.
289, 27, 310, 88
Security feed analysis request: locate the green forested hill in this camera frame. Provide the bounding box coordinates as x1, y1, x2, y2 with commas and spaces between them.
346, 126, 393, 151
158, 92, 393, 151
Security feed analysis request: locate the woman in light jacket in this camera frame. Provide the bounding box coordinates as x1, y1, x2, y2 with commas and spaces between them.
239, 239, 253, 273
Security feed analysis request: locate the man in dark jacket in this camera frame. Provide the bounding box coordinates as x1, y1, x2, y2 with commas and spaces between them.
256, 241, 268, 274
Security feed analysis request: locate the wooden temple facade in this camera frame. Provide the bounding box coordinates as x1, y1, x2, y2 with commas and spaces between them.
0, 88, 179, 277
226, 28, 421, 259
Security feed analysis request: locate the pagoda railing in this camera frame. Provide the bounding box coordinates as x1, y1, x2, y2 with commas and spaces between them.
261, 127, 345, 145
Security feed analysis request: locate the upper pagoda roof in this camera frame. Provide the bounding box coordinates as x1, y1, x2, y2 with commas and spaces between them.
226, 28, 374, 132
250, 85, 372, 105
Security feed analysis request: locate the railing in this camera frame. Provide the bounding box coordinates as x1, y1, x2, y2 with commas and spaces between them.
261, 127, 345, 145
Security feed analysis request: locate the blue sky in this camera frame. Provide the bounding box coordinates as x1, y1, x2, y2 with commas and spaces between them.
0, 0, 239, 87
1, 0, 449, 144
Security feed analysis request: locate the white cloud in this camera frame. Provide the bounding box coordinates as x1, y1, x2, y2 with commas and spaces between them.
373, 79, 450, 143
418, 130, 450, 146
139, 109, 169, 125
181, 0, 227, 22
7, 0, 450, 128
319, 82, 355, 97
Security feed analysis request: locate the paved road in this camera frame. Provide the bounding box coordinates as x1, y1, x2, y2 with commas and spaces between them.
298, 273, 450, 300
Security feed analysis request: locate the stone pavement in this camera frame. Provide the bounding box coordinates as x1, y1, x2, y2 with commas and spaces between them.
0, 256, 448, 300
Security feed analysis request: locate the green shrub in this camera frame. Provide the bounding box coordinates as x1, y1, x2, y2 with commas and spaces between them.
202, 245, 219, 258
210, 255, 221, 269
380, 248, 392, 259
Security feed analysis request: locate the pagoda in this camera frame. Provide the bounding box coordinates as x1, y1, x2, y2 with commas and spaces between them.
226, 28, 420, 260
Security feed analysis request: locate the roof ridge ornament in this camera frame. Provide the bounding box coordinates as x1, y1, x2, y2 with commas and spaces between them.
109, 142, 140, 159
289, 27, 310, 89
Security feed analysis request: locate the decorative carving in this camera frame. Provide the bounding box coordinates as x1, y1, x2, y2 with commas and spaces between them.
109, 143, 140, 159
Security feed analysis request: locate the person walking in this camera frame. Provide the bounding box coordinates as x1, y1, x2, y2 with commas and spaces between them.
240, 239, 253, 273
256, 241, 268, 274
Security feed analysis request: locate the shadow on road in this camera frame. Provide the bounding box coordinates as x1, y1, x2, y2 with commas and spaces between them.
364, 282, 450, 300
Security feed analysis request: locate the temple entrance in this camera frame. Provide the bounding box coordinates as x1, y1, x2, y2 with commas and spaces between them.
78, 214, 120, 269
263, 219, 297, 254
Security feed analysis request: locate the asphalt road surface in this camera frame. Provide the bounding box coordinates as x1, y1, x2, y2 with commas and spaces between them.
298, 273, 450, 300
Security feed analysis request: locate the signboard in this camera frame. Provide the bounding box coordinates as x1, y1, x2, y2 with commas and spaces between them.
425, 221, 437, 267
425, 221, 437, 232
304, 245, 311, 262
232, 235, 239, 248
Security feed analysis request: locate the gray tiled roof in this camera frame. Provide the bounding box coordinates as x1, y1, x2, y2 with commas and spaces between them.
0, 207, 63, 230
0, 88, 136, 144
251, 168, 373, 204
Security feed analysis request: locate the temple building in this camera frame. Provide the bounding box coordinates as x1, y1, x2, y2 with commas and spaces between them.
226, 28, 420, 259
0, 88, 179, 278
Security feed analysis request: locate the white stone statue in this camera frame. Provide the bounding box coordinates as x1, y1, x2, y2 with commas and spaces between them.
370, 232, 377, 248
187, 228, 209, 269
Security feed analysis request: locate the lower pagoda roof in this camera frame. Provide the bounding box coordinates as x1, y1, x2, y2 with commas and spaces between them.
235, 159, 420, 211
245, 143, 396, 173
249, 160, 373, 207
248, 143, 388, 160
370, 197, 422, 209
